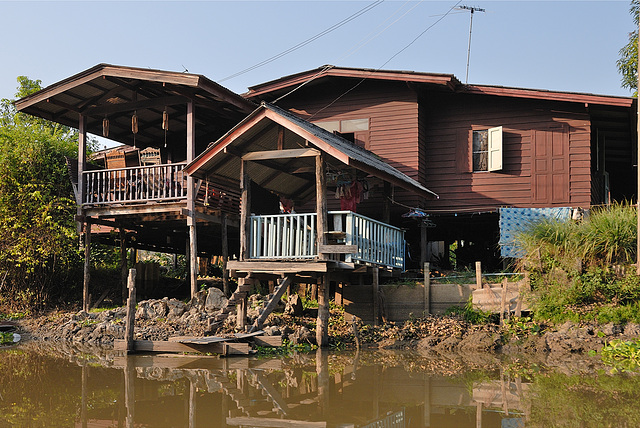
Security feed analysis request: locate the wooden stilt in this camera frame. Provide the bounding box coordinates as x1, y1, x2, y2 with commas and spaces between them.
315, 154, 328, 261
120, 227, 128, 305
125, 268, 137, 354
316, 273, 330, 347
420, 224, 428, 267
424, 262, 431, 315
189, 379, 196, 428
189, 224, 198, 298
240, 160, 251, 261
83, 220, 92, 312
222, 213, 230, 297
372, 267, 379, 326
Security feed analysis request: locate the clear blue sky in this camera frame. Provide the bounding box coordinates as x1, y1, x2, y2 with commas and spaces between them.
0, 0, 634, 104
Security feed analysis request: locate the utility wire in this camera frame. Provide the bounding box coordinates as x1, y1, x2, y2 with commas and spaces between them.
218, 0, 384, 83
308, 0, 463, 120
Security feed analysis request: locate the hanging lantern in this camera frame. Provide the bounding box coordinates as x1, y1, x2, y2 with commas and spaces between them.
102, 117, 109, 137
162, 109, 169, 131
131, 112, 139, 134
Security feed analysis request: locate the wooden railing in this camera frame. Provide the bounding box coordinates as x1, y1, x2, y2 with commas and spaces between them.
82, 162, 187, 205
249, 213, 317, 260
248, 211, 405, 269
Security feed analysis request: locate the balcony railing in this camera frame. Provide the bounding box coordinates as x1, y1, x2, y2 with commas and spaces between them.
82, 163, 187, 205
248, 211, 405, 269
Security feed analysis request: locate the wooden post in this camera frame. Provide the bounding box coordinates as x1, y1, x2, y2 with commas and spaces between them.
81, 364, 88, 428
424, 262, 430, 315
316, 273, 330, 347
186, 101, 198, 298
240, 160, 251, 261
77, 114, 87, 209
372, 267, 379, 326
83, 220, 92, 312
316, 154, 328, 260
420, 224, 428, 267
475, 261, 482, 289
637, 13, 640, 275
120, 228, 128, 305
222, 212, 230, 297
125, 268, 137, 354
500, 277, 508, 325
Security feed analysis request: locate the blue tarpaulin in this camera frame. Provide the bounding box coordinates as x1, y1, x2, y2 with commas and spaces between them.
499, 207, 572, 258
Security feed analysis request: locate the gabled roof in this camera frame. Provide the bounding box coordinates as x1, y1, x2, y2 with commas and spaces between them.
185, 102, 438, 201
245, 65, 633, 108
15, 63, 256, 147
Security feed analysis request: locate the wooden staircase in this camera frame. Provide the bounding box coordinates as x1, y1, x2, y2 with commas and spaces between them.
213, 276, 255, 323
213, 275, 292, 333
248, 276, 291, 333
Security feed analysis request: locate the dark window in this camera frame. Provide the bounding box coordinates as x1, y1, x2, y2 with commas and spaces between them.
472, 130, 488, 171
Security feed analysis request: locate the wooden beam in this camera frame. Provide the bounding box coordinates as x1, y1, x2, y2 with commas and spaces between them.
187, 101, 198, 298
277, 125, 285, 150
242, 148, 319, 161
319, 244, 357, 254
113, 339, 250, 355
227, 260, 328, 273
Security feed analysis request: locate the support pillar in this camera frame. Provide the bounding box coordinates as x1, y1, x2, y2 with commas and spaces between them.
186, 101, 198, 298
120, 227, 128, 305
125, 268, 137, 354
316, 154, 328, 260
372, 267, 379, 326
83, 220, 92, 312
222, 213, 230, 297
420, 223, 428, 267
240, 160, 251, 261
316, 273, 330, 347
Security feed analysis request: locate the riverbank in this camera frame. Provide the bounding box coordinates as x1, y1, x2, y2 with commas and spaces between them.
7, 288, 640, 365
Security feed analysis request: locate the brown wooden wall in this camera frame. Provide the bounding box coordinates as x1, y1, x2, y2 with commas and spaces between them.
279, 80, 423, 216
420, 92, 592, 213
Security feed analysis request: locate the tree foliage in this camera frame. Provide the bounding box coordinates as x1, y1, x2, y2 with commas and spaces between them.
617, 0, 640, 94
0, 77, 82, 310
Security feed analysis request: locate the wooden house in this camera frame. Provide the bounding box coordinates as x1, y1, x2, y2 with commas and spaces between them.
244, 66, 637, 269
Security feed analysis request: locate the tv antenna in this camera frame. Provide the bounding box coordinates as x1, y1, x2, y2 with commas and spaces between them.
456, 5, 485, 84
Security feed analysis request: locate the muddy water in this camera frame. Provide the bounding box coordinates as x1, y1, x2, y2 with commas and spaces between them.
1, 345, 640, 428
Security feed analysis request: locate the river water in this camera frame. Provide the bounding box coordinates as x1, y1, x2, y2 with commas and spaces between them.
1, 344, 639, 427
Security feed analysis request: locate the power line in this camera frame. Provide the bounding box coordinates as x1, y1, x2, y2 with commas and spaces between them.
218, 1, 384, 83
307, 0, 463, 120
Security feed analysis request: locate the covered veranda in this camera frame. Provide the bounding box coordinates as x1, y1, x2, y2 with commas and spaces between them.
15, 63, 255, 308
185, 102, 438, 343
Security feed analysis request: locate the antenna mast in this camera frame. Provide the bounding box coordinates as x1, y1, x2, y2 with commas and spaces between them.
458, 5, 485, 84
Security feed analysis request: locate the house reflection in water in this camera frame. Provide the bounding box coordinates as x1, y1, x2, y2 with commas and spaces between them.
73, 351, 528, 428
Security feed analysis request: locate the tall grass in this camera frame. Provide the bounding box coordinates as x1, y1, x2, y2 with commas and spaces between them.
517, 202, 637, 272
516, 203, 640, 323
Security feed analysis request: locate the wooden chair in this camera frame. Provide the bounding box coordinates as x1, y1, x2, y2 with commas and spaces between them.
105, 150, 127, 200
139, 147, 162, 166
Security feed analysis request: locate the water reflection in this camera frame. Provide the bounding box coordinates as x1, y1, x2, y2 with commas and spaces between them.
1, 344, 640, 427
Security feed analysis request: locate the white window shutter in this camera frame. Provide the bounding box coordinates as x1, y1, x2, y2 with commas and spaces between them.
487, 126, 503, 171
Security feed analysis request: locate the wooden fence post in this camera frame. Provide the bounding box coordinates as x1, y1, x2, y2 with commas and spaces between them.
500, 277, 508, 325
125, 268, 137, 353
475, 261, 482, 289
424, 262, 430, 315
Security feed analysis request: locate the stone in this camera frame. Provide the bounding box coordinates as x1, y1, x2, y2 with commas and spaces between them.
264, 326, 281, 336
284, 294, 304, 317
149, 300, 168, 318
189, 290, 207, 310
167, 299, 186, 318
205, 287, 227, 313
289, 326, 315, 345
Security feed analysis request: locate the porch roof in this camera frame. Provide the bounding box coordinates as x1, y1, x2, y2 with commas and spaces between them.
185, 102, 438, 202
15, 63, 255, 148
